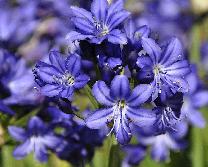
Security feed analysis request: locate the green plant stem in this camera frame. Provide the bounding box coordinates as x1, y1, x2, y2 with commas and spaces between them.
84, 85, 99, 110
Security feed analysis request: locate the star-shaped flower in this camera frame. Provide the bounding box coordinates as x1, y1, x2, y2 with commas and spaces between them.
137, 37, 191, 101
8, 116, 62, 162
66, 0, 130, 44
34, 51, 90, 100
86, 75, 155, 145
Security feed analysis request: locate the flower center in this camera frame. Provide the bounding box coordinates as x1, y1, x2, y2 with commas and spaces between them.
93, 18, 109, 37
53, 71, 75, 87
153, 65, 162, 75
118, 100, 126, 109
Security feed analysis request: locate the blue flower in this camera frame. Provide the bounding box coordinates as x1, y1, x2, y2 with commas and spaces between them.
66, 0, 130, 44
86, 75, 156, 145
181, 66, 207, 128
139, 122, 187, 162
8, 116, 62, 162
137, 37, 191, 101
34, 51, 90, 100
0, 50, 41, 105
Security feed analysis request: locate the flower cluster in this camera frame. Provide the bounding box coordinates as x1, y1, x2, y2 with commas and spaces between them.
0, 0, 207, 166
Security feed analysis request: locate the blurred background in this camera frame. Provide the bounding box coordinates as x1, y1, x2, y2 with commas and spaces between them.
1, 0, 208, 167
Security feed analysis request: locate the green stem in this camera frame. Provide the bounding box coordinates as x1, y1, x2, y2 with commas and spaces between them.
84, 85, 99, 110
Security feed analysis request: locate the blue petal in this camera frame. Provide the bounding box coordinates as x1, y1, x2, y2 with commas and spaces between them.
70, 6, 94, 23
86, 108, 114, 129
0, 100, 14, 115
141, 37, 162, 63
60, 87, 74, 100
9, 127, 27, 142
108, 29, 127, 44
13, 140, 33, 160
114, 115, 131, 145
160, 38, 183, 67
91, 0, 108, 21
123, 145, 146, 165
127, 84, 152, 107
126, 108, 156, 127
151, 140, 169, 162
165, 75, 189, 93
90, 36, 106, 44
192, 91, 208, 108
42, 135, 62, 149
37, 65, 60, 83
34, 144, 48, 162
74, 74, 90, 89
66, 31, 93, 42
41, 84, 62, 97
107, 10, 130, 31
49, 51, 65, 73
124, 18, 135, 42
66, 54, 81, 76
188, 109, 206, 128
106, 0, 125, 21
134, 25, 151, 39
110, 75, 131, 100
186, 70, 198, 94
8, 126, 27, 142
92, 81, 115, 106
28, 116, 45, 132
107, 57, 122, 69
164, 60, 190, 76
136, 56, 153, 69
71, 17, 94, 34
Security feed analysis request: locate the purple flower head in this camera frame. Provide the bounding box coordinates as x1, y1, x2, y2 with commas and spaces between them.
8, 116, 62, 162
181, 66, 207, 128
66, 0, 130, 44
139, 122, 187, 162
34, 51, 90, 100
137, 37, 191, 101
0, 50, 41, 105
86, 75, 156, 145
0, 5, 37, 46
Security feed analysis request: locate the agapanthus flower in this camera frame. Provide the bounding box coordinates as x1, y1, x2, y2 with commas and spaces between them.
66, 0, 130, 44
86, 75, 155, 145
136, 37, 190, 101
0, 50, 41, 105
8, 116, 62, 162
0, 6, 37, 46
138, 122, 187, 162
33, 51, 90, 100
181, 66, 207, 128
